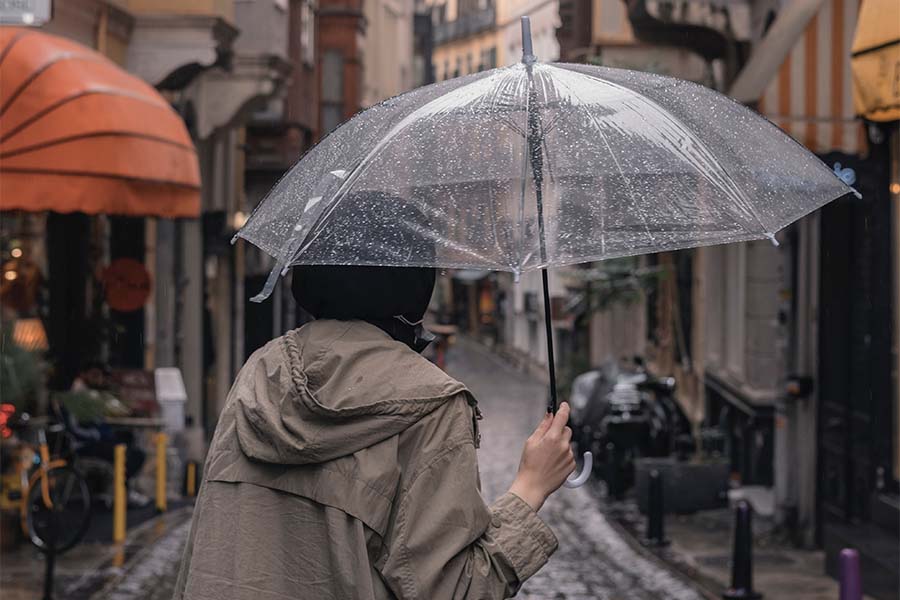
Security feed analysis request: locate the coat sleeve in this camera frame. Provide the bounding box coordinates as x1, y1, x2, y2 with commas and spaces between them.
378, 438, 558, 599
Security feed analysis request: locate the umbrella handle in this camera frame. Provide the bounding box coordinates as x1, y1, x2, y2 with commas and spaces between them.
564, 451, 593, 488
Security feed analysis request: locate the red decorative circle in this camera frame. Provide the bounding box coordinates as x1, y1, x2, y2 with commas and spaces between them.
104, 258, 151, 312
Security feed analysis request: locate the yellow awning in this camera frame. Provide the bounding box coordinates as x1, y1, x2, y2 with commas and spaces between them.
850, 0, 900, 121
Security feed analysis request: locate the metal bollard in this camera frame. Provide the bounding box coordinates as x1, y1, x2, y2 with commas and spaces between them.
839, 548, 862, 600
723, 500, 762, 599
155, 433, 167, 513
186, 461, 197, 498
113, 444, 127, 543
643, 469, 670, 547
42, 509, 58, 600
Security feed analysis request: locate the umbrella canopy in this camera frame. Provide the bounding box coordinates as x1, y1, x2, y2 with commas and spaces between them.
236, 16, 853, 488
237, 55, 853, 295
0, 27, 200, 217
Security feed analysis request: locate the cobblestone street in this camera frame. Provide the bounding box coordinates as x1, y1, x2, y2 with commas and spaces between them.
445, 339, 706, 600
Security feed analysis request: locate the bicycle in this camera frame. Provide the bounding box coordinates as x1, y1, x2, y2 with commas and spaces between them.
16, 420, 92, 554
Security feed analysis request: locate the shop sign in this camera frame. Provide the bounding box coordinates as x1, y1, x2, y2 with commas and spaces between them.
0, 0, 52, 26
110, 369, 158, 417
103, 258, 151, 313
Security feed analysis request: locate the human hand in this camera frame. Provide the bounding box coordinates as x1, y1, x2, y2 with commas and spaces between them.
508, 402, 576, 512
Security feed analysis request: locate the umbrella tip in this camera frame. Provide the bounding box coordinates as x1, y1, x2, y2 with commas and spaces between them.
765, 232, 780, 247
521, 16, 535, 65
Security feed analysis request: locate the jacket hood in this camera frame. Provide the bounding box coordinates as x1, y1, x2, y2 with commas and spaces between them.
231, 319, 469, 466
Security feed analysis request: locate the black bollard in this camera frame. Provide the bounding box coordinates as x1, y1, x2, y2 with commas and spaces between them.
642, 469, 670, 547
42, 507, 58, 600
723, 500, 762, 599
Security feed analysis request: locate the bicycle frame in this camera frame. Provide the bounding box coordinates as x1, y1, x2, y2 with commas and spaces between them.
19, 429, 67, 534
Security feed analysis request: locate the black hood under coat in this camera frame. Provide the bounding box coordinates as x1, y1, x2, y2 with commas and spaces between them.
291, 264, 436, 352
290, 192, 437, 352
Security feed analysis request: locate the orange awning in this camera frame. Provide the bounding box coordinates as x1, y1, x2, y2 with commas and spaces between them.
0, 27, 201, 217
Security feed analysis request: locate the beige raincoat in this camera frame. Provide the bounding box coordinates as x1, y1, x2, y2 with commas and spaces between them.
173, 319, 557, 600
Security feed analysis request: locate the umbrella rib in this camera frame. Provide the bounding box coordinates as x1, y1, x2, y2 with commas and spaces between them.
482, 68, 530, 268
550, 72, 654, 248
555, 66, 773, 238
295, 71, 512, 265
516, 72, 531, 273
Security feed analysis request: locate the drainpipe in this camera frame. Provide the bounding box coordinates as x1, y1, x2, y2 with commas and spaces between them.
728, 0, 826, 104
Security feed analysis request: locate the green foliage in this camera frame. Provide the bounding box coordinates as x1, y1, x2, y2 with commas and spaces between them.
576, 257, 666, 315
53, 389, 130, 422
0, 321, 42, 410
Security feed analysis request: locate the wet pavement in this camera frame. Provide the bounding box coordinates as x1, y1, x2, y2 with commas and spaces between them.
445, 338, 707, 600
0, 506, 192, 600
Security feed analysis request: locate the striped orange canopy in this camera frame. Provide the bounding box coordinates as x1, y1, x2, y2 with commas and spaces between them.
0, 27, 200, 217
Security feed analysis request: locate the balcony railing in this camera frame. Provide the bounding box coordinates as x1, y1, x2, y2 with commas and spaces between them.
434, 7, 496, 45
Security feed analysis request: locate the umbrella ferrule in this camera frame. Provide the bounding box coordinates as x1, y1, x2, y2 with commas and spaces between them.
520, 16, 536, 66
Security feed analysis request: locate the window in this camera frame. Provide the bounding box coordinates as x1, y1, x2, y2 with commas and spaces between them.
674, 250, 694, 368
434, 4, 446, 24
321, 50, 344, 134
300, 0, 315, 67
705, 246, 725, 367
724, 243, 746, 377
645, 253, 659, 345
484, 47, 497, 69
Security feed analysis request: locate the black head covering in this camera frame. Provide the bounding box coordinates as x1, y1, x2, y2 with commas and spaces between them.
291, 192, 437, 352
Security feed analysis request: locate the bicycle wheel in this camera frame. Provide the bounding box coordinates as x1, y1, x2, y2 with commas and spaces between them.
25, 465, 92, 554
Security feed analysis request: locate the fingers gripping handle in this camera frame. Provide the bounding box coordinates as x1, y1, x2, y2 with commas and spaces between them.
564, 451, 593, 488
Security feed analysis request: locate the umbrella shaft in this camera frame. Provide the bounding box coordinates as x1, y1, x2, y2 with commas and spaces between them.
542, 268, 558, 414
523, 55, 557, 414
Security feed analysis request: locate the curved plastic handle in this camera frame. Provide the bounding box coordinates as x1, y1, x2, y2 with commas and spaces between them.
564, 451, 593, 488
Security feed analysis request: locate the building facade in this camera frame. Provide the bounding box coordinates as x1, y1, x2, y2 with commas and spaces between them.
21, 0, 290, 435
563, 1, 899, 596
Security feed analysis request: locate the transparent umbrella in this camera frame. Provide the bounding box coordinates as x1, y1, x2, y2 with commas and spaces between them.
236, 18, 855, 488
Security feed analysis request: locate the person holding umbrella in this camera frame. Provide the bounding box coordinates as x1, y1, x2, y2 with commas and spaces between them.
173, 196, 575, 600
178, 15, 854, 600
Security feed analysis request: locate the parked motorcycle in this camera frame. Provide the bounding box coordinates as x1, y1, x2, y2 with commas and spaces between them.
568, 358, 694, 497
